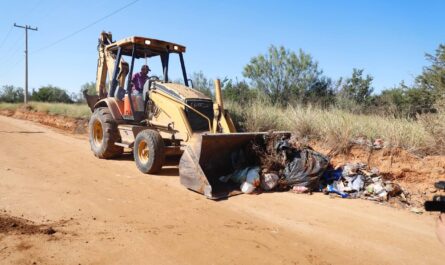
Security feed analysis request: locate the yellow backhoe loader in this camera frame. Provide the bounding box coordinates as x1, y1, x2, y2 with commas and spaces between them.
84, 32, 274, 199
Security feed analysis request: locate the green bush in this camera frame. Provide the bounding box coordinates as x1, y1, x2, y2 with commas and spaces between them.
31, 85, 73, 103
0, 85, 24, 103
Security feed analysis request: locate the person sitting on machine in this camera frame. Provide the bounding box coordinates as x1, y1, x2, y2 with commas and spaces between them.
132, 64, 150, 94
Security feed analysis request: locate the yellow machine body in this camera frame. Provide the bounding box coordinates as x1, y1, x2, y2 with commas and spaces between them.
85, 32, 260, 199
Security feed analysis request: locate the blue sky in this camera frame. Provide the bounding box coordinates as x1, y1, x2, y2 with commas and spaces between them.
0, 0, 444, 94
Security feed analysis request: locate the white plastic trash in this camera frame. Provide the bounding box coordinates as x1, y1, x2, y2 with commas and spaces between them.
378, 190, 388, 198
241, 181, 256, 194
260, 173, 279, 191
373, 183, 385, 194
333, 180, 346, 193
246, 167, 260, 187
350, 175, 364, 191
292, 186, 308, 193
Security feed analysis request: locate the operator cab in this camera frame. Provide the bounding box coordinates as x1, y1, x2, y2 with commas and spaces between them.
106, 36, 192, 122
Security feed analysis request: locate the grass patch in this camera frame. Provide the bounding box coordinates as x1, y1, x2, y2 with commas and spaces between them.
28, 102, 91, 119
226, 100, 443, 156
0, 102, 21, 111
0, 102, 91, 119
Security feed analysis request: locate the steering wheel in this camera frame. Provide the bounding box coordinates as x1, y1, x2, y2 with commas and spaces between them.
149, 75, 159, 81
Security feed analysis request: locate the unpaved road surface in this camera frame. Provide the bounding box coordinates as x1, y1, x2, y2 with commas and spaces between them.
0, 115, 444, 265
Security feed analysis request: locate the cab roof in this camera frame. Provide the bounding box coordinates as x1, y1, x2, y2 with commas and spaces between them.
105, 36, 186, 58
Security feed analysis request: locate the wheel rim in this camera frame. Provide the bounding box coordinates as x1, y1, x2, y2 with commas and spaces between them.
138, 140, 149, 163
92, 119, 103, 146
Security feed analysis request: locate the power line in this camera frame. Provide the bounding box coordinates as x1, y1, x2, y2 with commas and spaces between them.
2, 44, 23, 65
0, 0, 41, 51
3, 57, 24, 77
0, 26, 13, 49
33, 0, 140, 54
28, 0, 43, 15
0, 34, 24, 63
0, 1, 42, 86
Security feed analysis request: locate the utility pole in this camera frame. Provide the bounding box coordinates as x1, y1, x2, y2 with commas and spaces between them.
14, 23, 38, 104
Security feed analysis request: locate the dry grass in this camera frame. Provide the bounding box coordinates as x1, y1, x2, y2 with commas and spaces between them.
1, 100, 444, 155
226, 100, 443, 156
0, 102, 91, 119
0, 102, 21, 111
226, 99, 289, 132
417, 111, 445, 155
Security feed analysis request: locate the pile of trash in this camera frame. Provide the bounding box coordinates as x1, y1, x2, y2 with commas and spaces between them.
219, 133, 330, 194
321, 163, 407, 202
218, 133, 409, 205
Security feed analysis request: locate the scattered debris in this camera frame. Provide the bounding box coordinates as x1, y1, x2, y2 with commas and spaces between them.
373, 139, 385, 149
44, 227, 57, 235
321, 162, 409, 206
352, 137, 388, 150
260, 173, 279, 191
292, 186, 309, 193
218, 132, 416, 210
410, 207, 424, 214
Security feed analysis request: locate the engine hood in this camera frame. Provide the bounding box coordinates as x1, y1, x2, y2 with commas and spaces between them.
154, 82, 211, 102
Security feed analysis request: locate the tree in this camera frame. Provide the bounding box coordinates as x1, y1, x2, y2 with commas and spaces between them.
417, 44, 445, 97
31, 85, 73, 103
191, 71, 213, 97
405, 86, 435, 115
72, 82, 97, 103
243, 45, 322, 104
303, 77, 336, 107
371, 80, 437, 117
371, 83, 410, 117
410, 43, 445, 110
338, 68, 373, 105
0, 85, 24, 103
81, 82, 97, 95
222, 79, 257, 102
369, 44, 445, 117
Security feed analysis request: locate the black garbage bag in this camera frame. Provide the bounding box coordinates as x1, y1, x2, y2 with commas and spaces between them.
280, 148, 330, 190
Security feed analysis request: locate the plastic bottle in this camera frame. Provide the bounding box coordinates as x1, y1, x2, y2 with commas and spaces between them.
241, 182, 256, 194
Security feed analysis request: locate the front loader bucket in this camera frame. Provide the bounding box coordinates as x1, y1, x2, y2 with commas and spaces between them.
179, 132, 288, 199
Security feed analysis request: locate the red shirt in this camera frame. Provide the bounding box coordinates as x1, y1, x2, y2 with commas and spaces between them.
132, 72, 148, 92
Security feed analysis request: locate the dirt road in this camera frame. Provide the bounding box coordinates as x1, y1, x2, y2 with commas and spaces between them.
0, 115, 444, 265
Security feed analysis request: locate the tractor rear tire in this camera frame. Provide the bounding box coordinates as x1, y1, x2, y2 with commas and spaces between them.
88, 107, 123, 159
133, 130, 165, 174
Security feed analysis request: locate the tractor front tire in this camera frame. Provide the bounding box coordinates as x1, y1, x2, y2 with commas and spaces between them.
88, 107, 123, 158
133, 130, 165, 174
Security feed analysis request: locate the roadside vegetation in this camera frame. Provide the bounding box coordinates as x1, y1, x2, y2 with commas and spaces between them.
0, 102, 91, 119
226, 99, 445, 156
1, 44, 444, 155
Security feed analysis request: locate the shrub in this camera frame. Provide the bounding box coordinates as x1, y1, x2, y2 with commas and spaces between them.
31, 85, 73, 103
